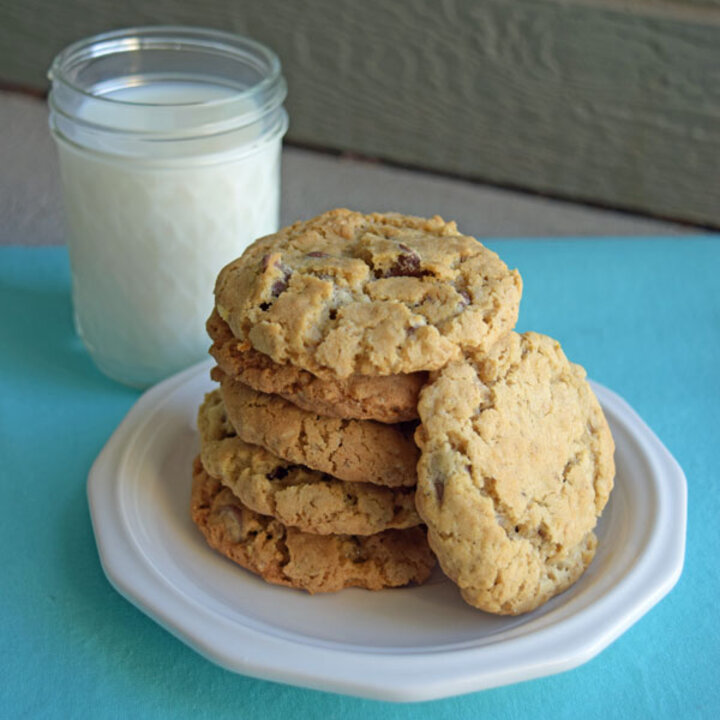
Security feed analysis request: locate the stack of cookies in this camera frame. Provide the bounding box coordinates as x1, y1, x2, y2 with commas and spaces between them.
191, 209, 615, 614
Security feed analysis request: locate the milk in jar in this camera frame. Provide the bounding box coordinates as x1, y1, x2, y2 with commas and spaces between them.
48, 28, 288, 387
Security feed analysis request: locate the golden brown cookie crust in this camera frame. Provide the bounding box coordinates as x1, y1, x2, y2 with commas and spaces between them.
415, 332, 615, 615
198, 390, 421, 535
215, 209, 522, 379
218, 371, 420, 488
207, 309, 425, 423
191, 457, 435, 593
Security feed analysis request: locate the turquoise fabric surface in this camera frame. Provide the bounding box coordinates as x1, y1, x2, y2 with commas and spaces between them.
1, 240, 718, 719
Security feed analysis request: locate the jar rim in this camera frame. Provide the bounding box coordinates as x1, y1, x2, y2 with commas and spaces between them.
48, 25, 284, 107
48, 25, 287, 145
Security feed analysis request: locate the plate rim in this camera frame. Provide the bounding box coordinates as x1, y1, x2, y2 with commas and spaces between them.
87, 360, 687, 702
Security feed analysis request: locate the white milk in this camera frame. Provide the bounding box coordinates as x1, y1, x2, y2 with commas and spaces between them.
54, 81, 282, 387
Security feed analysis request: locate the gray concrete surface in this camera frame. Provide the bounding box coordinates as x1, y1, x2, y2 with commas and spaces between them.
0, 90, 697, 246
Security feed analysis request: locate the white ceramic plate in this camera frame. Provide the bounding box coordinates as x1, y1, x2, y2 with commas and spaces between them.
88, 360, 686, 702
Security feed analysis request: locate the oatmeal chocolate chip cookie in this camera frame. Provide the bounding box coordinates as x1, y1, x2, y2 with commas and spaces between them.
198, 390, 421, 535
415, 332, 615, 615
218, 370, 419, 488
191, 457, 435, 593
214, 209, 522, 379
207, 309, 424, 422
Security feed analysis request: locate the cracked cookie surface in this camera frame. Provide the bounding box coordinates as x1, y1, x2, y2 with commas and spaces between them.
191, 457, 435, 593
198, 390, 421, 535
218, 370, 419, 487
207, 309, 424, 422
415, 331, 615, 615
214, 208, 522, 379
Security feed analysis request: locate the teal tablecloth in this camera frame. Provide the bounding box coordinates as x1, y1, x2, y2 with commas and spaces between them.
2, 239, 718, 718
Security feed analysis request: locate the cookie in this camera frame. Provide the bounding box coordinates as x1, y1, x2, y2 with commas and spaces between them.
198, 390, 421, 534
207, 309, 424, 422
191, 457, 435, 593
214, 209, 522, 379
415, 332, 615, 615
218, 370, 419, 488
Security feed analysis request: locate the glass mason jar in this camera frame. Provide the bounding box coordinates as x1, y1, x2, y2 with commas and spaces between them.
48, 27, 288, 388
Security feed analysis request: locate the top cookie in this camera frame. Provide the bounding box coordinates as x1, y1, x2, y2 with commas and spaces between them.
414, 332, 615, 615
215, 209, 522, 379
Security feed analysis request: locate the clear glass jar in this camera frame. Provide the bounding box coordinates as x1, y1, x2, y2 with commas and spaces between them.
48, 26, 288, 388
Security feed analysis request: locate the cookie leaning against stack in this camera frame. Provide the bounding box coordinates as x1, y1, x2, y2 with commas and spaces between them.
191, 208, 615, 614
191, 208, 523, 594
415, 331, 615, 614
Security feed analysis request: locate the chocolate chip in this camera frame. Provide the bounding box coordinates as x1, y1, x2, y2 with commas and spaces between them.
259, 302, 271, 311
434, 478, 445, 503
386, 252, 424, 278
329, 308, 337, 320
270, 261, 294, 297
271, 279, 288, 297
261, 255, 293, 297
